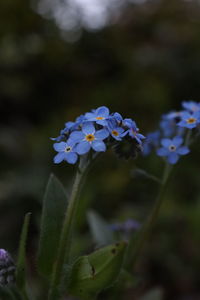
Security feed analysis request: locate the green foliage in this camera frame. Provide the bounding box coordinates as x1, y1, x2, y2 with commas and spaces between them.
37, 174, 68, 279
16, 212, 31, 290
68, 241, 127, 300
87, 210, 115, 246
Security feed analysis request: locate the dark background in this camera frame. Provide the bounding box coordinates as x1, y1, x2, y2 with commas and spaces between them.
0, 0, 200, 299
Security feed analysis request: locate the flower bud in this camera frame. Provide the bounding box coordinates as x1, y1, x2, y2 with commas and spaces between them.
0, 249, 15, 286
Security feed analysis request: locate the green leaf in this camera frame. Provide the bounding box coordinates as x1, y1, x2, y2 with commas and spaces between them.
16, 212, 31, 290
37, 174, 68, 278
139, 288, 163, 300
68, 241, 127, 300
87, 210, 115, 246
0, 286, 15, 300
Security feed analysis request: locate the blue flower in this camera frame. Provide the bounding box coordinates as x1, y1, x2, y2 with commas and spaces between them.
178, 111, 200, 129
157, 136, 190, 164
143, 131, 160, 156
53, 139, 78, 164
70, 122, 109, 155
123, 118, 145, 144
84, 106, 110, 126
182, 100, 200, 113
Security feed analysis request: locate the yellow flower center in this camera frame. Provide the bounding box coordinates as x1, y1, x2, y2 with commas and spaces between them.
96, 117, 104, 120
112, 130, 119, 136
65, 146, 72, 152
187, 117, 196, 124
85, 134, 95, 142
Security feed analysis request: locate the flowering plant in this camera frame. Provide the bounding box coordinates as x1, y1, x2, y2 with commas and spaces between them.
0, 102, 199, 300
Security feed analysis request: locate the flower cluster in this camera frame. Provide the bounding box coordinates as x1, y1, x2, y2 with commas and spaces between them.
0, 249, 15, 286
143, 100, 200, 164
52, 106, 145, 164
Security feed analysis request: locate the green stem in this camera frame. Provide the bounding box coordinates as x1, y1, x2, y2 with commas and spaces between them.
127, 163, 172, 269
48, 158, 89, 300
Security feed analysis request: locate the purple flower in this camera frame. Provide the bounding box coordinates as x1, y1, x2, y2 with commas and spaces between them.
178, 111, 200, 129
70, 122, 109, 155
53, 139, 78, 164
157, 136, 190, 164
84, 106, 110, 126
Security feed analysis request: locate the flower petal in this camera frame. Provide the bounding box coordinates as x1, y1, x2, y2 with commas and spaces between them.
157, 147, 169, 156
65, 152, 78, 164
85, 112, 95, 120
92, 140, 106, 152
172, 136, 183, 147
177, 146, 190, 155
95, 128, 109, 140
53, 152, 65, 164
70, 131, 84, 142
76, 141, 91, 155
82, 122, 95, 135
161, 138, 171, 147
96, 106, 110, 117
53, 142, 67, 152
168, 153, 179, 164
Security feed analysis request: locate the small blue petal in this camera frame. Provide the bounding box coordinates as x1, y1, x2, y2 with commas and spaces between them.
92, 140, 106, 152
85, 112, 95, 120
157, 148, 169, 156
76, 141, 91, 155
161, 138, 171, 147
65, 152, 78, 164
168, 153, 179, 164
70, 131, 84, 141
172, 136, 183, 147
54, 152, 65, 164
176, 146, 190, 155
53, 142, 67, 152
95, 128, 109, 140
82, 122, 95, 135
96, 106, 110, 117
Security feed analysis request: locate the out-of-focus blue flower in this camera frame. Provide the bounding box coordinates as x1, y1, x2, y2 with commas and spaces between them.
143, 131, 160, 156
157, 136, 190, 164
84, 106, 110, 126
110, 219, 141, 232
53, 139, 78, 164
178, 111, 200, 129
182, 100, 200, 113
123, 118, 145, 144
160, 116, 175, 137
70, 122, 109, 155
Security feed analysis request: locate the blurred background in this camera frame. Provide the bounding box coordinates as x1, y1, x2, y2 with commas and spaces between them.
0, 0, 200, 299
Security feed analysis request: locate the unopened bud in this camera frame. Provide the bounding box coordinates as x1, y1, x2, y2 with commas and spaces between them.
0, 249, 15, 286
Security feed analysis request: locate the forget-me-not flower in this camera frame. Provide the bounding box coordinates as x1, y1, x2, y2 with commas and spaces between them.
84, 106, 110, 126
70, 122, 109, 155
53, 139, 78, 164
182, 101, 200, 113
157, 136, 190, 164
178, 111, 200, 129
123, 118, 145, 144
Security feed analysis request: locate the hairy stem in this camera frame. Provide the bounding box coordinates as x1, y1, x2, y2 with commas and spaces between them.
127, 163, 172, 269
48, 158, 88, 300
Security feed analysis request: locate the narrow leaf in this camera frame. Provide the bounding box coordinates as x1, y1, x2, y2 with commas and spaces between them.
37, 174, 68, 278
16, 212, 31, 290
87, 210, 115, 246
68, 241, 127, 299
0, 286, 14, 300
